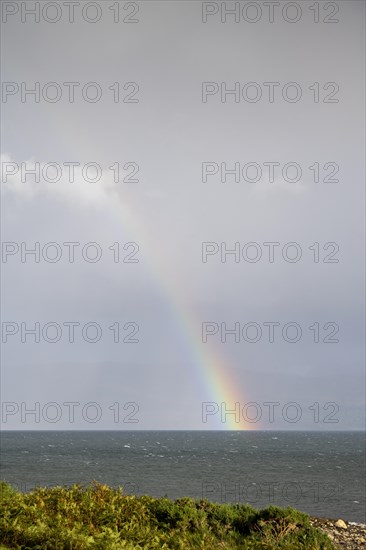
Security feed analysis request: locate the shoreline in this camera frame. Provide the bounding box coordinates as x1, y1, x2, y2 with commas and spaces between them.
309, 517, 366, 549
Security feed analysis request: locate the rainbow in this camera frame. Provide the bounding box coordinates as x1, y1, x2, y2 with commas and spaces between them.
106, 191, 254, 431
4, 138, 255, 430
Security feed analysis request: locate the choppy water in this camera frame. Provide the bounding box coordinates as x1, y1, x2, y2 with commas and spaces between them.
1, 431, 365, 522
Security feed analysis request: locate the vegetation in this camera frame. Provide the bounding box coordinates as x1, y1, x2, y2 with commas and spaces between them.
0, 480, 335, 549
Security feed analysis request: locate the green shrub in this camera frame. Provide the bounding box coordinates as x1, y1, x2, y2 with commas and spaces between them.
0, 481, 335, 549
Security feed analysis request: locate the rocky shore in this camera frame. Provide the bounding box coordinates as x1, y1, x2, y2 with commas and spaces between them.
310, 517, 366, 549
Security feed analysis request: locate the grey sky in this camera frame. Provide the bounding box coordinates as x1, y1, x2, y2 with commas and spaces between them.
1, 0, 365, 429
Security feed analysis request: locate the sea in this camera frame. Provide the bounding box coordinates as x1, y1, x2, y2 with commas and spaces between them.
1, 431, 365, 523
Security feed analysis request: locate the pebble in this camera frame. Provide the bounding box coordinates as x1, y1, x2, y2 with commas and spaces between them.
310, 517, 366, 549
335, 519, 348, 530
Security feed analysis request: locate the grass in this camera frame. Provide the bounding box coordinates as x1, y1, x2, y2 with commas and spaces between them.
0, 480, 335, 549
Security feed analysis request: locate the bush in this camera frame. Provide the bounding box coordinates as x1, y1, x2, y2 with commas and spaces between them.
0, 481, 335, 549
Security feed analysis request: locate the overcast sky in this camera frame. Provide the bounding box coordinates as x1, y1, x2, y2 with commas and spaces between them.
1, 0, 365, 430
